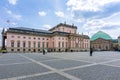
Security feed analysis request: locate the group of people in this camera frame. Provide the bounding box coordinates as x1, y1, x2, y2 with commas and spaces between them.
42, 48, 93, 56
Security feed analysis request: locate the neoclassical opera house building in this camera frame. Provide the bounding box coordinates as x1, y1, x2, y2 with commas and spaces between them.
1, 23, 90, 53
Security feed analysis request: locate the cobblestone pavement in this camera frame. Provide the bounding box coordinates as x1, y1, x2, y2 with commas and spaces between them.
0, 51, 120, 80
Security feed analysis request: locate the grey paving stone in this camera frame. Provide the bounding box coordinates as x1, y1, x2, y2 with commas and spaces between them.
105, 60, 120, 67
65, 64, 120, 80
0, 63, 51, 79
0, 54, 26, 61
19, 73, 70, 80
1, 52, 120, 80
23, 54, 59, 61
79, 57, 114, 63
42, 59, 91, 69
0, 59, 31, 65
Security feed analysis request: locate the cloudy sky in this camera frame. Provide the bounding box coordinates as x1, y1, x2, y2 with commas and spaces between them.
0, 0, 120, 45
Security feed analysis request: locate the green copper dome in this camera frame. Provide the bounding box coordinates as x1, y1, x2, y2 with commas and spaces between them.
90, 31, 112, 41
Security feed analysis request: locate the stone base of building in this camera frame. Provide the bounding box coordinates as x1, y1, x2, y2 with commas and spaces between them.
6, 47, 90, 53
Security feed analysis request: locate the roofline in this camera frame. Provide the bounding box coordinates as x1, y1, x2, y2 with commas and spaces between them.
49, 23, 77, 31
90, 38, 112, 41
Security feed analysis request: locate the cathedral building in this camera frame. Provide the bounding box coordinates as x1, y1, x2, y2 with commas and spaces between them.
90, 31, 113, 51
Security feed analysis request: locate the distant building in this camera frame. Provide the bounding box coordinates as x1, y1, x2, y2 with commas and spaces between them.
118, 36, 120, 50
90, 31, 113, 51
1, 23, 90, 53
112, 39, 118, 51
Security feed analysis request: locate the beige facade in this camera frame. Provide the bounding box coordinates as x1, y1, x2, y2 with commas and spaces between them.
2, 23, 90, 53
90, 31, 113, 51
91, 38, 113, 51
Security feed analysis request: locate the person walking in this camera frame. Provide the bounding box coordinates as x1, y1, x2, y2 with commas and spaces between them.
90, 48, 93, 56
43, 49, 45, 55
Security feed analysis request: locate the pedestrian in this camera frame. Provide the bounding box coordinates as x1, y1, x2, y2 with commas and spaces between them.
90, 48, 93, 56
43, 49, 45, 55
45, 49, 47, 54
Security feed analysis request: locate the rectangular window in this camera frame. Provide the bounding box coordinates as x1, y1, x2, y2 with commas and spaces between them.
38, 42, 40, 48
28, 41, 31, 48
23, 41, 26, 47
17, 41, 20, 47
11, 36, 14, 38
62, 42, 64, 47
18, 36, 20, 38
53, 42, 54, 48
42, 42, 44, 48
23, 37, 26, 39
76, 43, 78, 48
28, 49, 31, 51
11, 49, 14, 51
33, 42, 36, 48
46, 42, 49, 48
34, 37, 36, 39
58, 42, 60, 48
38, 49, 40, 51
17, 49, 20, 51
28, 37, 31, 39
66, 42, 67, 48
23, 49, 25, 52
11, 41, 14, 47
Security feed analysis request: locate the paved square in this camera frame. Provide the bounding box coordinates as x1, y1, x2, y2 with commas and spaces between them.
42, 59, 91, 69
0, 63, 51, 79
0, 51, 120, 80
65, 64, 120, 80
19, 73, 70, 80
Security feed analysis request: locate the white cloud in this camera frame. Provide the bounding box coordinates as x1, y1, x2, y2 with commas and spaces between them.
11, 22, 17, 26
38, 11, 46, 16
55, 11, 65, 18
0, 27, 3, 31
84, 12, 120, 31
8, 0, 18, 5
66, 0, 120, 39
6, 9, 22, 20
83, 12, 120, 39
84, 19, 106, 30
104, 29, 120, 39
66, 0, 120, 11
43, 24, 52, 30
103, 12, 120, 26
